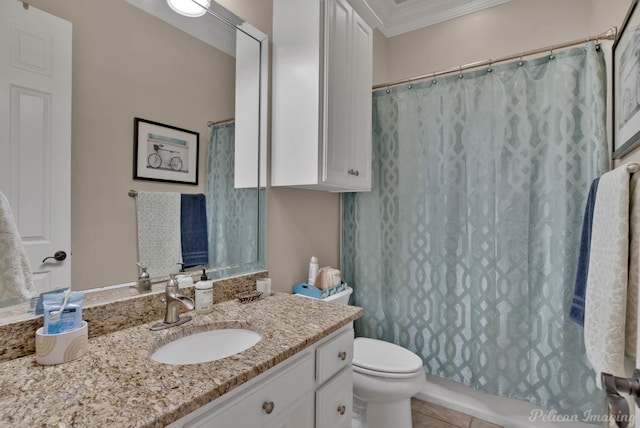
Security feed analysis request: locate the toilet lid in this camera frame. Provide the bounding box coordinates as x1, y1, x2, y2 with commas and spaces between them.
353, 337, 423, 374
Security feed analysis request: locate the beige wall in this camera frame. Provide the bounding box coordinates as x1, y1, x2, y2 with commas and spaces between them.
28, 0, 235, 289
380, 0, 628, 85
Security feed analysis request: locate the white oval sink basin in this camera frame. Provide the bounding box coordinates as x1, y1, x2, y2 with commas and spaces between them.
151, 328, 262, 365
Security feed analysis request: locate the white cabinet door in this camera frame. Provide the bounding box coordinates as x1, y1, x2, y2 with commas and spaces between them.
323, 0, 372, 191
271, 0, 372, 192
349, 11, 373, 191
180, 353, 314, 428
323, 0, 353, 189
316, 367, 354, 428
264, 392, 314, 428
316, 327, 353, 385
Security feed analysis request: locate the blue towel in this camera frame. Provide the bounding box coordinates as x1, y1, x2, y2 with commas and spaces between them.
180, 193, 209, 268
569, 177, 600, 326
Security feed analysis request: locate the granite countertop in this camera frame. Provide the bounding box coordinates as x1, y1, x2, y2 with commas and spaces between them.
0, 293, 362, 427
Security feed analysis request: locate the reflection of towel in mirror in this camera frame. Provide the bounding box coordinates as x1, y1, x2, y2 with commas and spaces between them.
0, 190, 35, 307
136, 191, 182, 278
180, 193, 208, 267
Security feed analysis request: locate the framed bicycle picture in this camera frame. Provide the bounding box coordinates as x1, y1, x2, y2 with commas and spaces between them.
133, 117, 199, 184
613, 0, 640, 158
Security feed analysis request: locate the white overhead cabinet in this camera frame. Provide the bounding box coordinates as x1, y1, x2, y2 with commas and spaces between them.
271, 0, 373, 192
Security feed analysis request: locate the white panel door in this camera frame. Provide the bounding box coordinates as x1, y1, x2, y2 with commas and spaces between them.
0, 1, 72, 293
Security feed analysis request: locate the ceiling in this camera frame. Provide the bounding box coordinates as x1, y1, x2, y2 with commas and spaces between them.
350, 0, 511, 38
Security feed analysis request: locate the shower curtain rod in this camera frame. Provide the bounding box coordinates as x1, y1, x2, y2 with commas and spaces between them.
207, 118, 235, 127
372, 27, 617, 91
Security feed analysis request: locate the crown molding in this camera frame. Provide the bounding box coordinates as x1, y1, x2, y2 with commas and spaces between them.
349, 0, 511, 38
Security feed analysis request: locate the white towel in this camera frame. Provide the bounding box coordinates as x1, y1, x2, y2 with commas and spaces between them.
0, 191, 35, 307
584, 163, 638, 382
136, 191, 182, 278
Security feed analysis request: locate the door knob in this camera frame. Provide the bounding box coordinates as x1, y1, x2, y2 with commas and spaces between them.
42, 250, 67, 263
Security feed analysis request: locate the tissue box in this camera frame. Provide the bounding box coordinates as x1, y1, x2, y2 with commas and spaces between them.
292, 282, 346, 299
35, 321, 88, 365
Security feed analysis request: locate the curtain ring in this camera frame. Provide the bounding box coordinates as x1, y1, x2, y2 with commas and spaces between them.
518, 52, 524, 66
549, 46, 555, 60
407, 78, 412, 89
487, 59, 493, 73
385, 85, 390, 94
431, 72, 437, 85
458, 65, 463, 79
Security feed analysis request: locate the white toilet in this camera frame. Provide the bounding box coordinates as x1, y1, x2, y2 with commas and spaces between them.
297, 286, 426, 428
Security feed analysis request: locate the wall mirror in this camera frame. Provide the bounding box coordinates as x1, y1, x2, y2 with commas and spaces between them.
0, 0, 267, 322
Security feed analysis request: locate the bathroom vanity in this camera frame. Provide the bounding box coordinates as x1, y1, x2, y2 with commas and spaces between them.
170, 323, 355, 427
0, 290, 361, 427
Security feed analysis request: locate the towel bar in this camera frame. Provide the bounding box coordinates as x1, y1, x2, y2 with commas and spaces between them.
602, 371, 640, 427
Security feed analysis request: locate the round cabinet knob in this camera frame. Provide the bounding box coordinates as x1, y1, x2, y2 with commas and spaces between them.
338, 351, 347, 361
262, 401, 275, 415
337, 405, 346, 415
354, 170, 359, 176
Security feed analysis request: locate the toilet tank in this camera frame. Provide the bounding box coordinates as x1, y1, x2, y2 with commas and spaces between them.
295, 286, 353, 305
323, 286, 353, 304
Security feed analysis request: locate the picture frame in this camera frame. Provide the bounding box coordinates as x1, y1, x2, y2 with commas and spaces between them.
613, 0, 640, 158
133, 117, 199, 184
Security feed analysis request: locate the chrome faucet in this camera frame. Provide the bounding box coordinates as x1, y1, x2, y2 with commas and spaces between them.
150, 274, 194, 331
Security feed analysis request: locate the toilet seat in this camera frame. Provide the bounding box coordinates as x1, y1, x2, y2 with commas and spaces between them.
353, 338, 423, 379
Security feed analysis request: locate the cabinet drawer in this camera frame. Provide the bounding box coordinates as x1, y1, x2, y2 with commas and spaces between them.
316, 366, 353, 428
186, 353, 314, 427
316, 328, 353, 384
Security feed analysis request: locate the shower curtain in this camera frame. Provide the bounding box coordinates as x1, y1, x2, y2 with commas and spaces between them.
205, 123, 265, 272
342, 42, 609, 416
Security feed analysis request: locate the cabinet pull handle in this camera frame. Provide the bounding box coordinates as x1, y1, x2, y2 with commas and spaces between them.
355, 170, 359, 176
338, 351, 347, 361
337, 405, 346, 415
262, 401, 275, 414
347, 169, 354, 175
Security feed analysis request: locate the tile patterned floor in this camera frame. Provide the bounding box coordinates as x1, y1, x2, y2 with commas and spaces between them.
411, 398, 503, 428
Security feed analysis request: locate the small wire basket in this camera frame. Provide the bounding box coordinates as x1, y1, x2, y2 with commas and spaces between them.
237, 291, 263, 304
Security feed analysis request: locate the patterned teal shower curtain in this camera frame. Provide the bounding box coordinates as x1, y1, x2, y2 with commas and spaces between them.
342, 42, 609, 416
206, 123, 265, 273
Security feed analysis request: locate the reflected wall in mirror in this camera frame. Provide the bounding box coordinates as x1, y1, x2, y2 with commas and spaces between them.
0, 0, 267, 315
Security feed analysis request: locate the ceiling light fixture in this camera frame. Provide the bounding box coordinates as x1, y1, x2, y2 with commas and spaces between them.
167, 0, 211, 17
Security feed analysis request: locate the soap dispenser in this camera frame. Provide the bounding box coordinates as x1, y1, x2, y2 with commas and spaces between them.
195, 269, 213, 314
136, 263, 151, 292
